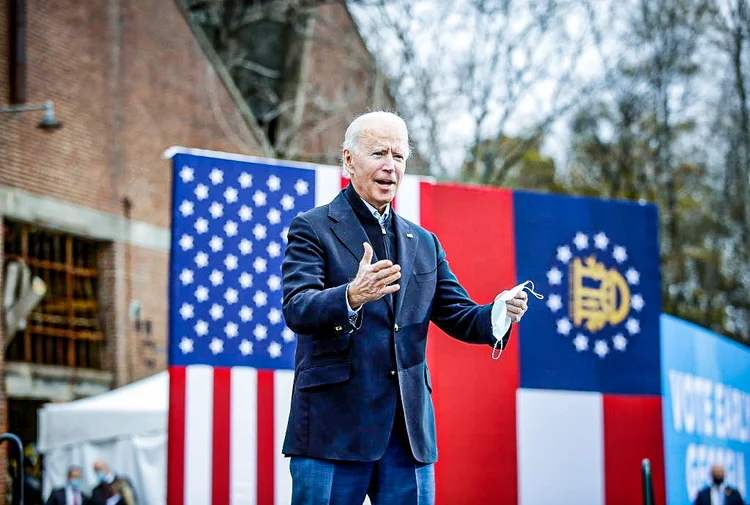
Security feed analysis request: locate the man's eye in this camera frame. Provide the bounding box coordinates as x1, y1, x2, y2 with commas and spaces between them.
394, 155, 404, 161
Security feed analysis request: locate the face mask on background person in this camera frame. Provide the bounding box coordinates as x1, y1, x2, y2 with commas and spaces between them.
97, 472, 107, 483
713, 476, 724, 486
69, 478, 82, 491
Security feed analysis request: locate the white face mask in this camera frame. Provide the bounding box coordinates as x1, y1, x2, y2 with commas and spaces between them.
491, 281, 544, 360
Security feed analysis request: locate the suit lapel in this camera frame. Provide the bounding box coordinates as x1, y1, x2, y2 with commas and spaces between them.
393, 214, 419, 319
328, 192, 369, 263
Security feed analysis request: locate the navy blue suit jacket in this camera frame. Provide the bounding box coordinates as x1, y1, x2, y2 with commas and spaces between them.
281, 189, 511, 463
45, 488, 91, 505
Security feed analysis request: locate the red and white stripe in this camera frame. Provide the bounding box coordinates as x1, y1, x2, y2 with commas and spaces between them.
516, 389, 666, 505
167, 366, 297, 505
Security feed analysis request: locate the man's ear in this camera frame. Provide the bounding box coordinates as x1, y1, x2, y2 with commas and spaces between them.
343, 149, 355, 175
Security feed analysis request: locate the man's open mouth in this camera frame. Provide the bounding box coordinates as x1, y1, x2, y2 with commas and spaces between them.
376, 179, 395, 188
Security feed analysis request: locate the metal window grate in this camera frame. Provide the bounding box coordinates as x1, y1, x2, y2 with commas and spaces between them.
3, 220, 105, 369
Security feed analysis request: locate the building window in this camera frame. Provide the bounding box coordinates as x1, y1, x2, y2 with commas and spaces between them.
3, 220, 105, 369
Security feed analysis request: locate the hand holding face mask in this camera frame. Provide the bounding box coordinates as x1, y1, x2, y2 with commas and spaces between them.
491, 281, 544, 360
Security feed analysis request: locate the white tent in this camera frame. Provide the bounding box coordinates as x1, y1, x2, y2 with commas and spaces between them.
37, 371, 168, 505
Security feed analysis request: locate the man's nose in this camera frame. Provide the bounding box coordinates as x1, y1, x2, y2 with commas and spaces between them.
382, 154, 396, 171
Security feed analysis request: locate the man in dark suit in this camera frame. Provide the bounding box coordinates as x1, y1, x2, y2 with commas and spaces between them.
44, 465, 89, 505
90, 459, 136, 505
694, 464, 745, 505
281, 111, 530, 504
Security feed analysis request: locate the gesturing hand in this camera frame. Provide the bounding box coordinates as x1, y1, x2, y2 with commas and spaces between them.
347, 242, 401, 310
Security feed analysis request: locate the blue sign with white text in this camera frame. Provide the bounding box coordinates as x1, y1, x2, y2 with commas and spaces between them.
661, 314, 750, 505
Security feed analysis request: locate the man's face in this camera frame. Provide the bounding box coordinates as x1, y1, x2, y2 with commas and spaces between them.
344, 117, 408, 212
68, 468, 82, 482
711, 464, 725, 483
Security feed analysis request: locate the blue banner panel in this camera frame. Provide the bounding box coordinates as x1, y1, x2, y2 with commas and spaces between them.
514, 191, 661, 394
661, 314, 750, 505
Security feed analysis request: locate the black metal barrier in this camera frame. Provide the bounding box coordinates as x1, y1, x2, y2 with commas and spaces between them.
1, 433, 24, 505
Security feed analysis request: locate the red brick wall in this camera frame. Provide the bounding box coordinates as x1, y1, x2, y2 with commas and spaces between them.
95, 225, 169, 386
0, 0, 264, 229
125, 244, 170, 382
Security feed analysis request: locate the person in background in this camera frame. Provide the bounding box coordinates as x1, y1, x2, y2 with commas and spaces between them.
693, 463, 745, 505
44, 465, 88, 505
23, 456, 43, 505
90, 459, 136, 505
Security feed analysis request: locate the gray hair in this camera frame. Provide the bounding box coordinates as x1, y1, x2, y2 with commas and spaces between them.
341, 111, 411, 173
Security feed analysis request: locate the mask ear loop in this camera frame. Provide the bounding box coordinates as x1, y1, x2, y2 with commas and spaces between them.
523, 281, 545, 300
492, 336, 505, 360
492, 281, 545, 360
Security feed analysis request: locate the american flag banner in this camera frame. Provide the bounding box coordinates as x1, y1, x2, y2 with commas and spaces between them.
166, 149, 337, 505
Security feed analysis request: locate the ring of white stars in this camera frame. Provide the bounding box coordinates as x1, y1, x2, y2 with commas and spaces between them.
174, 165, 310, 360
548, 231, 645, 359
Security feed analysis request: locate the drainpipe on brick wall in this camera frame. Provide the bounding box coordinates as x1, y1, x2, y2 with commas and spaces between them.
122, 198, 134, 386
109, 0, 128, 388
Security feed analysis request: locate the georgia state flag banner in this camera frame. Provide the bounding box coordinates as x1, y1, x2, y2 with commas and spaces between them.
420, 185, 665, 505
512, 191, 664, 505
